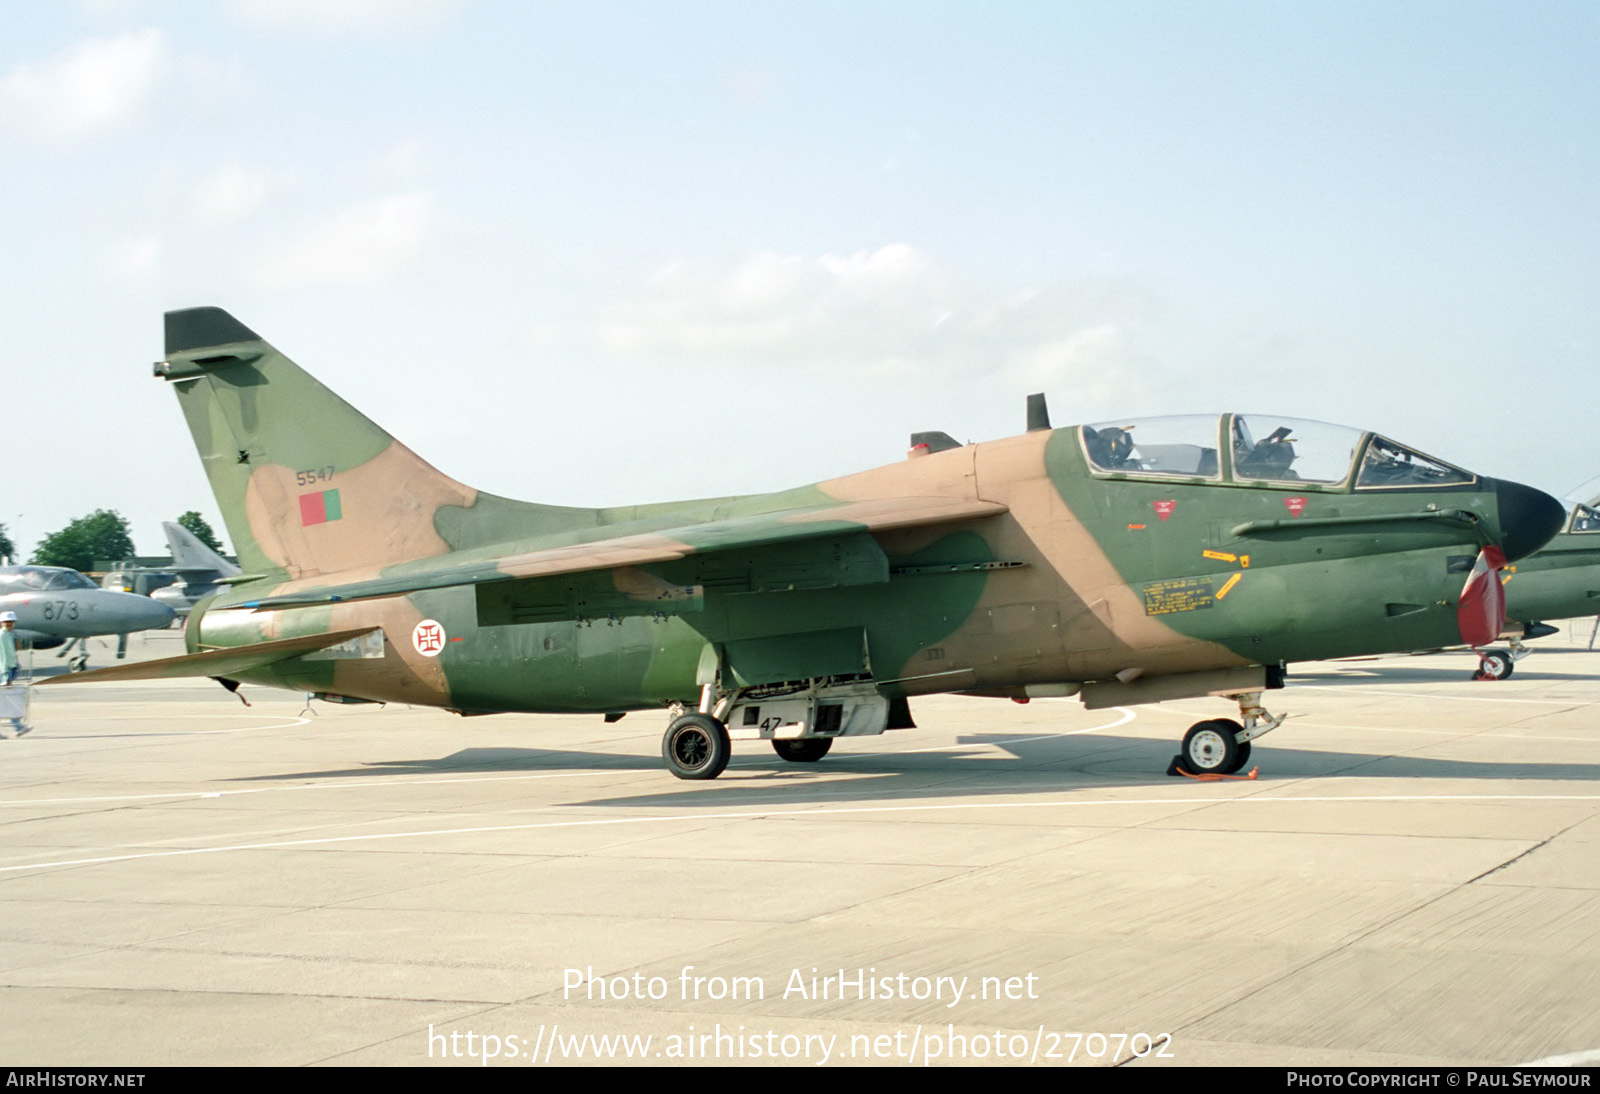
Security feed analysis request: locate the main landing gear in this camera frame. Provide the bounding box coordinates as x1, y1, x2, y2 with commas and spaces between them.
56, 638, 90, 672
1169, 691, 1284, 777
772, 738, 832, 762
659, 682, 875, 779
658, 713, 837, 779
661, 712, 731, 780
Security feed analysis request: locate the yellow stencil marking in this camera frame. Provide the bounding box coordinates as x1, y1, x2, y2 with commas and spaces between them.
1202, 550, 1237, 562
1216, 572, 1243, 599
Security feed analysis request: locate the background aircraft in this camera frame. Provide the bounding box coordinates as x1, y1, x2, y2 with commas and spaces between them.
0, 565, 176, 670
99, 523, 239, 617
148, 521, 242, 620
45, 308, 1566, 778
1468, 491, 1600, 679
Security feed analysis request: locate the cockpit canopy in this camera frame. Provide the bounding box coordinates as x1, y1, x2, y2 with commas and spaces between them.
1080, 414, 1475, 490
1563, 477, 1600, 533
1569, 503, 1600, 534
0, 566, 99, 594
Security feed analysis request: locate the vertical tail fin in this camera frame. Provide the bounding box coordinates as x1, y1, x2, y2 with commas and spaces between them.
159, 307, 483, 580
161, 521, 241, 579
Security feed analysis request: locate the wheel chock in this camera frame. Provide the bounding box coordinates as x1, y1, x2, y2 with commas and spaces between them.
1175, 765, 1260, 782
1171, 754, 1254, 780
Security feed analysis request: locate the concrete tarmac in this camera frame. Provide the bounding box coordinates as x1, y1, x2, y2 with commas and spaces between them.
2, 625, 1599, 1067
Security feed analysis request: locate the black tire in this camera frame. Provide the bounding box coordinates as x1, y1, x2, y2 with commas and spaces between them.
662, 713, 730, 780
1229, 739, 1252, 774
1477, 650, 1513, 680
772, 738, 832, 762
1180, 719, 1241, 775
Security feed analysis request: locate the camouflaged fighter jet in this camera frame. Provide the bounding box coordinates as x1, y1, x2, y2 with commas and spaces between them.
41, 307, 1567, 779
1466, 491, 1600, 680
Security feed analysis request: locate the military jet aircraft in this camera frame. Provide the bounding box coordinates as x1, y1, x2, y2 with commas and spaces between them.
1466, 491, 1600, 679
0, 565, 176, 670
148, 520, 242, 620
42, 308, 1567, 779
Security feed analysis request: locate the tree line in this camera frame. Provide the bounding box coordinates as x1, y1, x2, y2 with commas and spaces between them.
0, 511, 224, 573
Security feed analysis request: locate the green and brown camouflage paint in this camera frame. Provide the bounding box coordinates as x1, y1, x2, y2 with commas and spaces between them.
68, 308, 1564, 725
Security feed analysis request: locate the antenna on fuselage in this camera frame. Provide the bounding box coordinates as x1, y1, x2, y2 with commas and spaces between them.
1026, 393, 1051, 432
909, 431, 962, 454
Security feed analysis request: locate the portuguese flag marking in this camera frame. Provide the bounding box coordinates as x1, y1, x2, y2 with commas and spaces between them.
299, 488, 343, 526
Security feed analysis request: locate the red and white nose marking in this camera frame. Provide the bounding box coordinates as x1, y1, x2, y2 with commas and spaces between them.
1457, 545, 1507, 649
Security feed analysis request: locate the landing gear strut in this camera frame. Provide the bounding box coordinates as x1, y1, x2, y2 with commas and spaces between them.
1170, 691, 1282, 776
57, 638, 89, 672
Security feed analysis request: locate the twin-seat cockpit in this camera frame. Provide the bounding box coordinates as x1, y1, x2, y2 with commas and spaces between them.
1080, 413, 1476, 491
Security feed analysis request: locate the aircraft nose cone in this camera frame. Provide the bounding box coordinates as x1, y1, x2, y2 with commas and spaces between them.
117, 594, 176, 632
141, 599, 178, 630
1488, 477, 1567, 562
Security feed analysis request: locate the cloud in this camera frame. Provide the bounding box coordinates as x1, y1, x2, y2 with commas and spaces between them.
0, 28, 168, 141
377, 135, 428, 177
257, 192, 433, 289
104, 234, 162, 281
230, 0, 460, 36
589, 245, 1162, 398
191, 165, 293, 227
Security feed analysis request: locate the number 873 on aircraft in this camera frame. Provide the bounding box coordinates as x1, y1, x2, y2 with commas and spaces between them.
43, 309, 1567, 780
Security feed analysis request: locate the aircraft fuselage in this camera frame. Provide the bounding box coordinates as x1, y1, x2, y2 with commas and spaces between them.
188, 424, 1554, 715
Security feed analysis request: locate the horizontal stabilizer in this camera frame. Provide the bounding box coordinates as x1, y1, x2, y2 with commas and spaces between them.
165, 307, 261, 355
243, 495, 1009, 610
34, 627, 379, 686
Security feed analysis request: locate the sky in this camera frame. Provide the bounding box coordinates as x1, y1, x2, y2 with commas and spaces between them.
1, 0, 1596, 559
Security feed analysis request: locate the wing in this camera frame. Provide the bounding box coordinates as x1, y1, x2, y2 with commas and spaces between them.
242, 495, 1009, 609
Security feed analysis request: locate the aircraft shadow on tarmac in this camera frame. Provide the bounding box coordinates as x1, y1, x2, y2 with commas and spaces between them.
222, 731, 1600, 808
1293, 666, 1571, 686
572, 736, 1600, 809
226, 746, 666, 781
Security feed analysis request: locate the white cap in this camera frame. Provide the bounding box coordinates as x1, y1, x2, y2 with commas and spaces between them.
0, 612, 15, 622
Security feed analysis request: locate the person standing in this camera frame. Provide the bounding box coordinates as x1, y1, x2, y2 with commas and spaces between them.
0, 611, 29, 736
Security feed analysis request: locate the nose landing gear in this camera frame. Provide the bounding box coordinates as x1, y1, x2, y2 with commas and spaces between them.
1471, 635, 1533, 681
